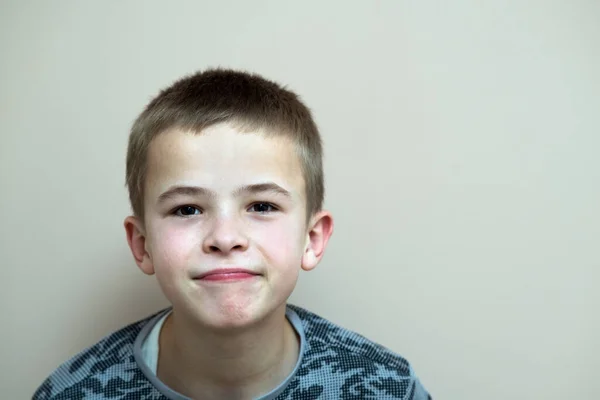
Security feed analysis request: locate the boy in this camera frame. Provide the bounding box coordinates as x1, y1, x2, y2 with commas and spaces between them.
33, 69, 431, 399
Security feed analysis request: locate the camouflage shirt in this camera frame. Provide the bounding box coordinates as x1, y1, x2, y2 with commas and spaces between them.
34, 305, 431, 399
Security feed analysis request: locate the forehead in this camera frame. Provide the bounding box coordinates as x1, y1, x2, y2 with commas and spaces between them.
145, 124, 305, 202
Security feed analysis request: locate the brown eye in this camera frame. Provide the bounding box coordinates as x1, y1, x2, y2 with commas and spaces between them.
175, 206, 201, 216
249, 203, 277, 213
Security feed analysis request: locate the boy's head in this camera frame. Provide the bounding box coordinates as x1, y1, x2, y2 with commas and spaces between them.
123, 69, 333, 329
126, 68, 323, 224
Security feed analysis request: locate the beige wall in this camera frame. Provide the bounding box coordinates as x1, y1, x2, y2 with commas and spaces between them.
2, 1, 599, 398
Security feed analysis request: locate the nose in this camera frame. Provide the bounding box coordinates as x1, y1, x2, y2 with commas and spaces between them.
202, 215, 249, 254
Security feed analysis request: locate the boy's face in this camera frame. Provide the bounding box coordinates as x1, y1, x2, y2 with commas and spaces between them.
125, 123, 332, 330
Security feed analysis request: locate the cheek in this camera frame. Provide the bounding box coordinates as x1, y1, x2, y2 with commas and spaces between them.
149, 222, 199, 272
255, 218, 305, 266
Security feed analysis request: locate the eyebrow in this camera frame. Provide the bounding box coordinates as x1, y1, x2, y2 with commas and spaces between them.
156, 182, 292, 205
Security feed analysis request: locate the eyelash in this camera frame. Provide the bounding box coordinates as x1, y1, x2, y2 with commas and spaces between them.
172, 202, 280, 217
173, 205, 201, 217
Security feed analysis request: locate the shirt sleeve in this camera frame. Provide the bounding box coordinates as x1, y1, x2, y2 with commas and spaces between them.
409, 364, 433, 400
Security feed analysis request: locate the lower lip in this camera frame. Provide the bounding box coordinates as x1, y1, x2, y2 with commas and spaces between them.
199, 273, 258, 282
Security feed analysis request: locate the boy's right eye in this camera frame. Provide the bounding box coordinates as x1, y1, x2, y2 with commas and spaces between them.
174, 205, 202, 217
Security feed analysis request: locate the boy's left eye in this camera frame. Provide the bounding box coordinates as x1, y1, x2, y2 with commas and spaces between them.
248, 203, 278, 213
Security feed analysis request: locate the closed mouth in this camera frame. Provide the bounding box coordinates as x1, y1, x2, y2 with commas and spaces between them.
196, 268, 261, 280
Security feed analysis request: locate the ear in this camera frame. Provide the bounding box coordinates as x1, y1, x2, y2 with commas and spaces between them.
301, 210, 334, 272
124, 216, 155, 275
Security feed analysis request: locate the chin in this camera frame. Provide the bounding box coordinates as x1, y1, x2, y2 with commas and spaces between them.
200, 306, 265, 331
169, 285, 290, 331
205, 296, 292, 331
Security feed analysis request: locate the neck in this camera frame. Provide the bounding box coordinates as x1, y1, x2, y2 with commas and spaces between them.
157, 304, 299, 400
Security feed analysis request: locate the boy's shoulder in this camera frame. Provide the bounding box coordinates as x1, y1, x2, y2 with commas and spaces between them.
288, 305, 431, 399
33, 310, 163, 400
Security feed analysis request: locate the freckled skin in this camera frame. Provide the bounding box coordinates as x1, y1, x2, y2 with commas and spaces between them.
141, 124, 310, 331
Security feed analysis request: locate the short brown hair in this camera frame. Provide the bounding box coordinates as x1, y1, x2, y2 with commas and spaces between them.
126, 68, 324, 222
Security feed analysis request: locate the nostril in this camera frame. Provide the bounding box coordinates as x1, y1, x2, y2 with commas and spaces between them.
206, 243, 246, 253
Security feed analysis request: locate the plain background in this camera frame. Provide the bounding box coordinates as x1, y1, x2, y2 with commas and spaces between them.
1, 1, 598, 398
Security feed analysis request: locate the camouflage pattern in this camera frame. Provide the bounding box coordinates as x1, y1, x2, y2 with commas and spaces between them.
34, 305, 431, 399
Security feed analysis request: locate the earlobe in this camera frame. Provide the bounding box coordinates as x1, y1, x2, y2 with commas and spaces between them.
301, 210, 334, 272
124, 216, 155, 275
